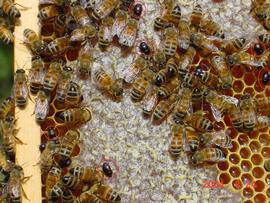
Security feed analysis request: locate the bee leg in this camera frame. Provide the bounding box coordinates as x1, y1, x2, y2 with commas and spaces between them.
14, 135, 25, 145
22, 175, 32, 183
21, 185, 30, 200
14, 3, 32, 10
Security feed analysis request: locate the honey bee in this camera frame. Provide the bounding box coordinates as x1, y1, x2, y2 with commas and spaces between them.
179, 71, 197, 88
226, 51, 261, 68
191, 147, 225, 165
119, 18, 138, 47
184, 112, 213, 132
264, 159, 270, 172
254, 96, 270, 115
152, 93, 178, 123
239, 94, 257, 131
65, 81, 82, 107
112, 10, 127, 38
45, 166, 62, 198
75, 190, 102, 203
169, 124, 183, 160
200, 130, 232, 148
258, 33, 270, 45
190, 4, 203, 28
142, 86, 159, 117
0, 19, 14, 44
0, 97, 15, 120
157, 76, 179, 99
34, 90, 49, 122
0, 115, 20, 159
228, 103, 243, 132
163, 26, 178, 58
251, 3, 269, 22
62, 189, 75, 203
7, 165, 29, 203
92, 0, 119, 20
29, 56, 45, 94
43, 61, 62, 95
93, 69, 123, 99
70, 25, 96, 44
191, 87, 204, 112
131, 69, 153, 103
69, 166, 104, 184
152, 51, 167, 72
38, 5, 59, 20
204, 89, 238, 122
190, 33, 219, 56
78, 41, 94, 79
45, 35, 70, 55
2, 0, 21, 18
154, 1, 181, 29
71, 4, 92, 26
14, 69, 28, 108
40, 140, 59, 173
178, 18, 190, 53
166, 57, 178, 77
123, 57, 148, 84
172, 87, 192, 124
48, 182, 64, 202
185, 126, 200, 152
194, 66, 220, 87
155, 58, 177, 86
56, 65, 73, 103
98, 17, 114, 49
200, 18, 225, 39
90, 184, 121, 203
258, 49, 270, 68
58, 107, 92, 125
154, 69, 168, 86
221, 37, 246, 55
211, 54, 232, 88
23, 28, 47, 54
54, 14, 66, 37
61, 175, 85, 191
256, 115, 270, 130
177, 46, 196, 74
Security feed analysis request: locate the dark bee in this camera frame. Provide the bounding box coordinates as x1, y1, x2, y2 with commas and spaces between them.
102, 162, 113, 177
139, 42, 151, 55
263, 72, 270, 85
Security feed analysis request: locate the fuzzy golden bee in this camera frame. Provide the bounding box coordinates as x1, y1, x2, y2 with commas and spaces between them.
194, 66, 220, 87
221, 37, 246, 55
169, 124, 183, 160
2, 0, 21, 18
163, 26, 178, 58
191, 147, 225, 165
157, 76, 179, 99
58, 107, 92, 125
23, 28, 47, 54
98, 17, 114, 49
184, 112, 214, 132
29, 56, 45, 94
92, 0, 119, 20
43, 61, 62, 95
131, 69, 154, 102
119, 18, 138, 47
14, 69, 29, 108
93, 69, 123, 99
45, 35, 70, 55
123, 57, 148, 84
190, 4, 203, 28
200, 130, 232, 149
185, 126, 200, 152
38, 5, 59, 20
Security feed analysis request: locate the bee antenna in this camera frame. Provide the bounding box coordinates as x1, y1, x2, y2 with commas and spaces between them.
14, 3, 32, 10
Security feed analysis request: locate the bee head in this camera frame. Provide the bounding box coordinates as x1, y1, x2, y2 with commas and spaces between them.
47, 127, 57, 139
39, 143, 46, 152
16, 69, 25, 74
194, 66, 203, 77
59, 156, 72, 168
102, 162, 113, 177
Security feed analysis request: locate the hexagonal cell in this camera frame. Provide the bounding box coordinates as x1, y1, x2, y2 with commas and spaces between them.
213, 121, 225, 131
252, 167, 264, 178
254, 180, 265, 192
232, 179, 242, 190
218, 173, 231, 185
243, 72, 255, 86
243, 201, 253, 203
243, 87, 255, 97
251, 154, 263, 165
243, 187, 254, 199
254, 193, 267, 203
249, 140, 261, 153
231, 65, 245, 78
241, 160, 252, 172
248, 130, 259, 140
230, 140, 239, 152
229, 166, 241, 177
259, 133, 270, 146
238, 134, 249, 146
241, 173, 254, 187
239, 147, 251, 159
232, 80, 244, 93
254, 81, 265, 92
229, 153, 240, 164
217, 160, 229, 171
261, 147, 270, 158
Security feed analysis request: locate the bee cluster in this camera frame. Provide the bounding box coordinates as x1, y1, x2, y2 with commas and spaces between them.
0, 0, 23, 44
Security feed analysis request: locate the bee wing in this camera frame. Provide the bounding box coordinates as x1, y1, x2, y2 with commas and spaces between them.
35, 99, 49, 120
220, 95, 239, 106
123, 63, 141, 83
103, 27, 113, 42
182, 128, 191, 152
142, 89, 158, 113
11, 184, 20, 198
112, 20, 126, 38
21, 83, 29, 99
39, 0, 55, 4
210, 104, 222, 122
119, 27, 136, 47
